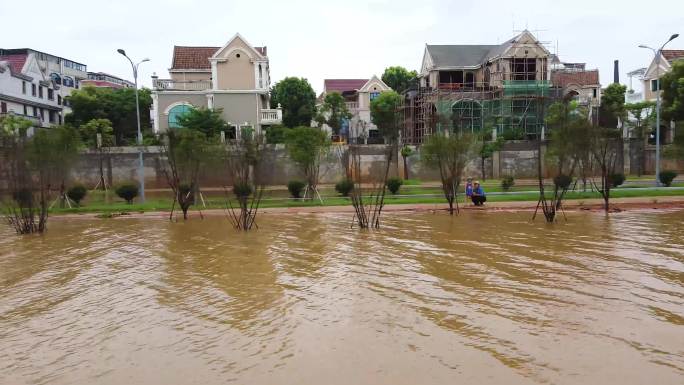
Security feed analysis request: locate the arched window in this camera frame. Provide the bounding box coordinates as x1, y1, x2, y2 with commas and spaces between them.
168, 104, 193, 128
50, 73, 62, 85
451, 100, 482, 132
62, 76, 74, 87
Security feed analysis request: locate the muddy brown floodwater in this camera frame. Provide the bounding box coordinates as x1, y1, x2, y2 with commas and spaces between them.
1, 210, 683, 384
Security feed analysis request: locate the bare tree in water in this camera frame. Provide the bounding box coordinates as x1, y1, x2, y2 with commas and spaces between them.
161, 128, 215, 220
534, 101, 592, 222
223, 127, 266, 231
588, 125, 622, 212
0, 116, 80, 234
421, 131, 478, 215
348, 91, 402, 228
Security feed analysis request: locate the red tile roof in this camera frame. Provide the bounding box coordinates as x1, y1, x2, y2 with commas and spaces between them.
662, 50, 684, 63
171, 45, 267, 70
551, 70, 600, 88
324, 79, 368, 93
0, 54, 27, 74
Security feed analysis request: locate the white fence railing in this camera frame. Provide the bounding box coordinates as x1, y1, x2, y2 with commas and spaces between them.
260, 109, 282, 124
153, 78, 211, 91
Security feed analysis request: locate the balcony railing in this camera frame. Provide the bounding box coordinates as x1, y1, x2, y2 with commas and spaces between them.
345, 101, 359, 110
260, 108, 282, 125
153, 78, 211, 91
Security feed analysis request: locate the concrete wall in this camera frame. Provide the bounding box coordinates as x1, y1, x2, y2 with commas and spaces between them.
53, 140, 684, 190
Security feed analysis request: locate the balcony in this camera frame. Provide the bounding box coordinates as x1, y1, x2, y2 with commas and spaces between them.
345, 101, 359, 110
625, 91, 644, 104
153, 78, 211, 91
260, 108, 282, 125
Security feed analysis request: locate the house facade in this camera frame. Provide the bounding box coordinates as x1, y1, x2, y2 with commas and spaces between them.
318, 76, 392, 143
642, 49, 684, 102
402, 31, 601, 144
0, 48, 87, 127
81, 72, 134, 89
151, 33, 281, 137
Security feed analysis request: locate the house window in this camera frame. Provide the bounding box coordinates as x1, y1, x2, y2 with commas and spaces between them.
592, 88, 597, 98
23, 105, 28, 115
22, 81, 27, 94
451, 100, 482, 132
1, 102, 6, 114
651, 79, 660, 92
50, 73, 62, 85
511, 58, 537, 81
48, 89, 54, 100
370, 92, 380, 101
49, 110, 56, 123
32, 84, 37, 96
39, 86, 43, 98
63, 76, 74, 87
168, 104, 193, 128
58, 95, 62, 105
33, 107, 38, 117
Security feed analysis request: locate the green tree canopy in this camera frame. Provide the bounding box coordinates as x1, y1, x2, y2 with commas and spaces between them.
381, 66, 418, 93
176, 107, 227, 138
316, 92, 351, 136
79, 118, 115, 148
65, 86, 152, 145
370, 91, 402, 140
284, 127, 329, 191
421, 132, 479, 214
270, 77, 317, 128
599, 83, 627, 128
661, 60, 684, 122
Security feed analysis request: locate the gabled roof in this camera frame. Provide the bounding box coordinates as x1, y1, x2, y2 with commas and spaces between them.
171, 46, 219, 70
359, 75, 391, 92
0, 53, 27, 74
170, 43, 267, 70
324, 79, 369, 93
662, 50, 684, 63
425, 45, 497, 68
422, 31, 548, 71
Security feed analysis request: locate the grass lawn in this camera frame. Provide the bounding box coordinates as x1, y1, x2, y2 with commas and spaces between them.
49, 184, 684, 215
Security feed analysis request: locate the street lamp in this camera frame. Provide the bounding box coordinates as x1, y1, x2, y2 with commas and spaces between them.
117, 49, 150, 202
639, 33, 679, 186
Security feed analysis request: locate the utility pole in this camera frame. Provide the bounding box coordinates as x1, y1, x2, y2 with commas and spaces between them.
117, 49, 150, 202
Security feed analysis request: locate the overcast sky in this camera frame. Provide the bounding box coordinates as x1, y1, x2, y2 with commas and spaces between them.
2, 0, 682, 94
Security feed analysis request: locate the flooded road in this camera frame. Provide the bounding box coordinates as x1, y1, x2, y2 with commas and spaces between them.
1, 210, 683, 384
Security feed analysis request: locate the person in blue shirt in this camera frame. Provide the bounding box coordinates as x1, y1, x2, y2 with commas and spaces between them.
471, 181, 486, 206
465, 178, 473, 202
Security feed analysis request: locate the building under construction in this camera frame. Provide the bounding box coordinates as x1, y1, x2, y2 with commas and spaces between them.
401, 31, 601, 144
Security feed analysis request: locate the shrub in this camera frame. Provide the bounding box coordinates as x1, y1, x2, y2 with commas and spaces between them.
553, 174, 573, 190
659, 170, 677, 187
115, 182, 139, 204
609, 173, 626, 188
502, 127, 525, 141
67, 184, 88, 205
233, 182, 253, 198
287, 180, 306, 198
501, 176, 515, 191
386, 177, 403, 195
335, 179, 354, 197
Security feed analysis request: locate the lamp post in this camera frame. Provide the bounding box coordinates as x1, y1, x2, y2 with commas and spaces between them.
117, 49, 150, 202
639, 33, 679, 186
